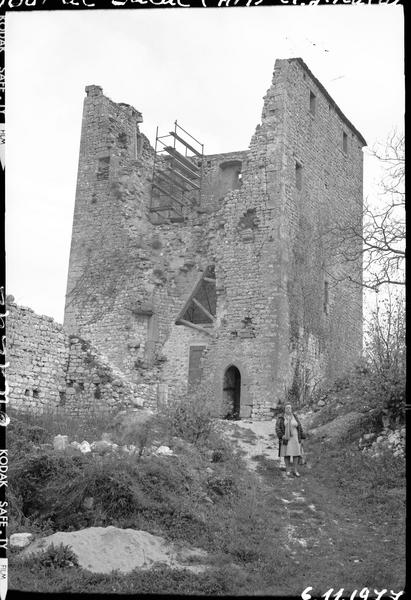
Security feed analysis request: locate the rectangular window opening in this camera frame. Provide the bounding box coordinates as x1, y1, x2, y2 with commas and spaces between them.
295, 162, 303, 191
309, 91, 316, 115
343, 131, 348, 154
188, 345, 206, 388
324, 281, 329, 315
324, 169, 330, 189
136, 132, 143, 158
96, 156, 110, 180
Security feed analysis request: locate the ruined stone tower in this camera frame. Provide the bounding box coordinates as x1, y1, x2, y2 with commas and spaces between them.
64, 58, 366, 419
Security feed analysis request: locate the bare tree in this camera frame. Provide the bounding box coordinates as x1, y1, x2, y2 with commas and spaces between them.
326, 132, 405, 291
365, 288, 405, 376
363, 288, 405, 424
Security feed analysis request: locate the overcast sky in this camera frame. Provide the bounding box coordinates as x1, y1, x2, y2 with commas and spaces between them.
6, 5, 404, 323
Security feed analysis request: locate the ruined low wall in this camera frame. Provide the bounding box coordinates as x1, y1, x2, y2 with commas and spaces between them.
6, 299, 149, 415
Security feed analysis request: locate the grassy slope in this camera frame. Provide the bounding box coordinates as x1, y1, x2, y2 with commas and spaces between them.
8, 408, 405, 596
255, 438, 405, 595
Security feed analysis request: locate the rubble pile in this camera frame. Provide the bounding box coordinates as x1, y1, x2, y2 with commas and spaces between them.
49, 433, 175, 458
358, 426, 405, 459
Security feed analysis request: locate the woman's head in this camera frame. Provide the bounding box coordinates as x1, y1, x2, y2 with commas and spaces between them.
284, 404, 292, 415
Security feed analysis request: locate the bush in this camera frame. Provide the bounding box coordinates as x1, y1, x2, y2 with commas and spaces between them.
9, 446, 208, 536
9, 452, 86, 524
116, 415, 158, 458
37, 544, 80, 570
364, 291, 406, 425
210, 449, 226, 463
207, 474, 238, 498
159, 389, 216, 446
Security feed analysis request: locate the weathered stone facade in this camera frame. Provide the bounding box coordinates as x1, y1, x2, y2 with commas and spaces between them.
60, 57, 365, 420
6, 300, 146, 414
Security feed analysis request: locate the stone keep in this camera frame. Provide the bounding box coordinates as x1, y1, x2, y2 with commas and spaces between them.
64, 58, 366, 419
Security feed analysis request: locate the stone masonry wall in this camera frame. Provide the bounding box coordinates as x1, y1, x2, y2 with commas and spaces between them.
196, 66, 290, 418
7, 300, 142, 415
64, 85, 216, 385
278, 58, 364, 386
63, 58, 365, 420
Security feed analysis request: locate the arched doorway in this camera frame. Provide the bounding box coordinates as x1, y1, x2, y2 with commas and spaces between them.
223, 365, 241, 420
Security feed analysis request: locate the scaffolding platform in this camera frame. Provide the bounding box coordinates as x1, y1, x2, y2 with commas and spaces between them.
150, 121, 204, 222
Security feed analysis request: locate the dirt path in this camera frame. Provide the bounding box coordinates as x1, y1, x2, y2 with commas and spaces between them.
220, 418, 403, 594
217, 418, 280, 472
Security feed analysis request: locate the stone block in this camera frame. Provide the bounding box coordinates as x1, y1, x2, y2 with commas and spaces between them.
10, 533, 34, 549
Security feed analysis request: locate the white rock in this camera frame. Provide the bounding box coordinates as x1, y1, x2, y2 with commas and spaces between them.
10, 533, 34, 549
70, 441, 82, 450
156, 445, 174, 456
363, 433, 376, 441
53, 435, 69, 451
79, 441, 91, 454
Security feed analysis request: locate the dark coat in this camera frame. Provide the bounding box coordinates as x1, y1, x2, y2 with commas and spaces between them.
275, 413, 305, 457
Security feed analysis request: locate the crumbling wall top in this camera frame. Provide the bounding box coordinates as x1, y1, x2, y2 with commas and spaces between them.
85, 84, 103, 97
84, 84, 143, 123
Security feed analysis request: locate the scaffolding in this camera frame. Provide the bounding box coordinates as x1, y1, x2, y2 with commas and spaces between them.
150, 121, 204, 222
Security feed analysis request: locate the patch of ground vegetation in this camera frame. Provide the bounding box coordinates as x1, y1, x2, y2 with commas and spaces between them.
8, 400, 293, 595
254, 438, 405, 593
8, 359, 405, 596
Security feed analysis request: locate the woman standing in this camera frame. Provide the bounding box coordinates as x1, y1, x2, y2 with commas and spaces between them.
275, 404, 305, 477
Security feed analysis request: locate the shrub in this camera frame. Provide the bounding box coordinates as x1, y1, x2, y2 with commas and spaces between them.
9, 445, 208, 535
117, 416, 158, 458
37, 544, 80, 570
7, 417, 49, 457
9, 452, 86, 520
207, 474, 238, 498
209, 440, 236, 463
159, 389, 216, 446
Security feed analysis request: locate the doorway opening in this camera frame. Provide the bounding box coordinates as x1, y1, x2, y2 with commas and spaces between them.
223, 365, 241, 420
